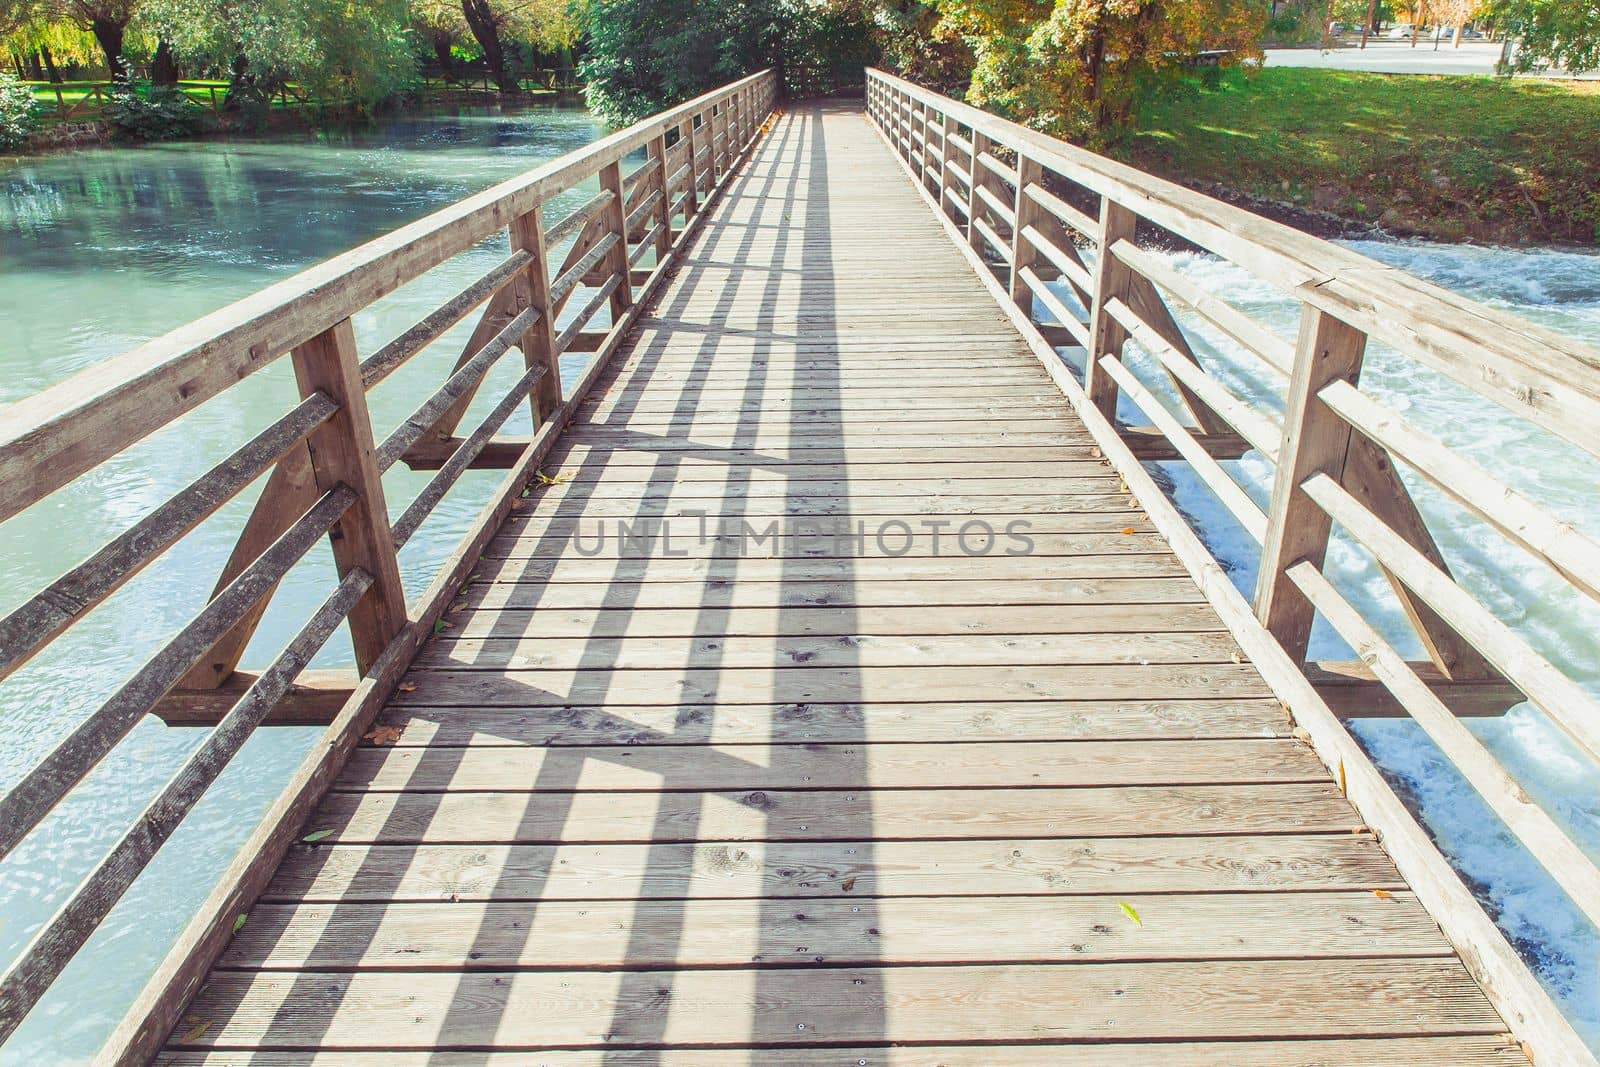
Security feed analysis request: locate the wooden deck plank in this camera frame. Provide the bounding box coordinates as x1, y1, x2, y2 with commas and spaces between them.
155, 1038, 1533, 1066
439, 604, 1226, 638
413, 631, 1245, 669
386, 663, 1275, 707
163, 101, 1509, 1059
219, 892, 1450, 970
455, 578, 1206, 612
262, 834, 1399, 902
335, 739, 1322, 792
309, 783, 1362, 843
170, 959, 1502, 1049
466, 554, 1190, 583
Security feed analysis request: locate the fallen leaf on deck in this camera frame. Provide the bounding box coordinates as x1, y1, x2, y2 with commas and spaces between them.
302, 828, 334, 844
180, 1018, 210, 1042
1371, 888, 1394, 900
1119, 527, 1135, 535
399, 682, 418, 693
364, 725, 405, 746
1118, 901, 1143, 927
232, 913, 247, 934
840, 877, 856, 892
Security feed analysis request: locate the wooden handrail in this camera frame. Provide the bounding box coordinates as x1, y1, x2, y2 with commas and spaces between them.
0, 69, 778, 1059
866, 67, 1599, 1066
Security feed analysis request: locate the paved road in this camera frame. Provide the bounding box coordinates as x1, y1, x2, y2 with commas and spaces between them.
1264, 39, 1598, 80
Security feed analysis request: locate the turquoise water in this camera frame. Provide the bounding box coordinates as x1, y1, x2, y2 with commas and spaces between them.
0, 104, 611, 1064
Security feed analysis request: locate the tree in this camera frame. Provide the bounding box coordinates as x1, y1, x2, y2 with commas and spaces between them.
456, 0, 573, 93
59, 0, 136, 81
1491, 0, 1600, 72
411, 0, 466, 80
142, 0, 418, 105
579, 0, 786, 122
934, 0, 1265, 143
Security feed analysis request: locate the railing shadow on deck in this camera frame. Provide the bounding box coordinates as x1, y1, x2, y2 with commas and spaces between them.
865, 67, 1600, 1065
0, 70, 777, 1063
196, 99, 893, 1060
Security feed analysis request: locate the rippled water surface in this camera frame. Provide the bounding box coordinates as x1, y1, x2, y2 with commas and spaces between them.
0, 104, 608, 1064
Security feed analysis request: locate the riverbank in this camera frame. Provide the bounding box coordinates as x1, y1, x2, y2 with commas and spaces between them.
1124, 67, 1600, 246
12, 83, 578, 154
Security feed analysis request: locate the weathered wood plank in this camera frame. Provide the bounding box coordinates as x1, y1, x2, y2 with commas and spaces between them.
439, 603, 1223, 639
153, 1038, 1534, 1066
386, 663, 1274, 708
220, 892, 1448, 970
262, 833, 1396, 902
455, 577, 1206, 613
337, 739, 1320, 793
310, 783, 1361, 843
414, 631, 1243, 670
172, 959, 1501, 1049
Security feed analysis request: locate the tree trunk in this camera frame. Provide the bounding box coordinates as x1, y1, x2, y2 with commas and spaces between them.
461, 0, 515, 93
1086, 21, 1107, 130
151, 39, 179, 84
40, 44, 63, 83
1454, 20, 1464, 46
431, 32, 457, 82
1360, 0, 1376, 47
89, 16, 130, 83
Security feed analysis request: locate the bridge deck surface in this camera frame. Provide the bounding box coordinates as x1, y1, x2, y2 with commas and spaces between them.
160, 104, 1520, 1064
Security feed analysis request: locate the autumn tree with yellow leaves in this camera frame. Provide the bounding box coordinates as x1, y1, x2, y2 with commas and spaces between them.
933, 0, 1265, 142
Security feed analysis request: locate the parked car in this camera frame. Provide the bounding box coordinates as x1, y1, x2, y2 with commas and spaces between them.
1443, 26, 1483, 38
1387, 23, 1420, 37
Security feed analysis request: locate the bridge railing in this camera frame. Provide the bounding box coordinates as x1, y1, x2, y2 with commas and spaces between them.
0, 69, 776, 1060
867, 67, 1600, 1065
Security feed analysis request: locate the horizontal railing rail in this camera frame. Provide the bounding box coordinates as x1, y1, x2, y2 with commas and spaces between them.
0, 68, 776, 1063
867, 66, 1600, 1067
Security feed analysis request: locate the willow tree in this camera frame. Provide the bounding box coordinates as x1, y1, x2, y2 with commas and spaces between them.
936, 0, 1265, 142
143, 0, 416, 105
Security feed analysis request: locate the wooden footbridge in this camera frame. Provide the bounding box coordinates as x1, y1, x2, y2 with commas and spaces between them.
2, 68, 1598, 1064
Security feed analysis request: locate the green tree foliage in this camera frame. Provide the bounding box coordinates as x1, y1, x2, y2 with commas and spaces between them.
455, 0, 574, 92
579, 0, 784, 122
140, 0, 417, 105
1493, 0, 1600, 74
934, 0, 1265, 142
864, 0, 972, 91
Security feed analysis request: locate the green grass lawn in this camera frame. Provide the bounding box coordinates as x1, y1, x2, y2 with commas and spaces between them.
1125, 67, 1600, 244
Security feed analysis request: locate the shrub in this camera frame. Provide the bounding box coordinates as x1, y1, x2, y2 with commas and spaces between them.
0, 71, 39, 151
107, 86, 207, 142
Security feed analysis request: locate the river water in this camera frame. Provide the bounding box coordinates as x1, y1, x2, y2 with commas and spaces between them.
1, 112, 1599, 1061
0, 104, 610, 1064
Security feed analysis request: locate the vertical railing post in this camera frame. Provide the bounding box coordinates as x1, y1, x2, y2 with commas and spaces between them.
966, 131, 990, 253
649, 130, 672, 261
508, 205, 563, 423
287, 319, 407, 673
597, 159, 633, 316
1083, 197, 1138, 421
1009, 154, 1045, 316
913, 100, 927, 184
1255, 306, 1368, 662
939, 114, 959, 220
